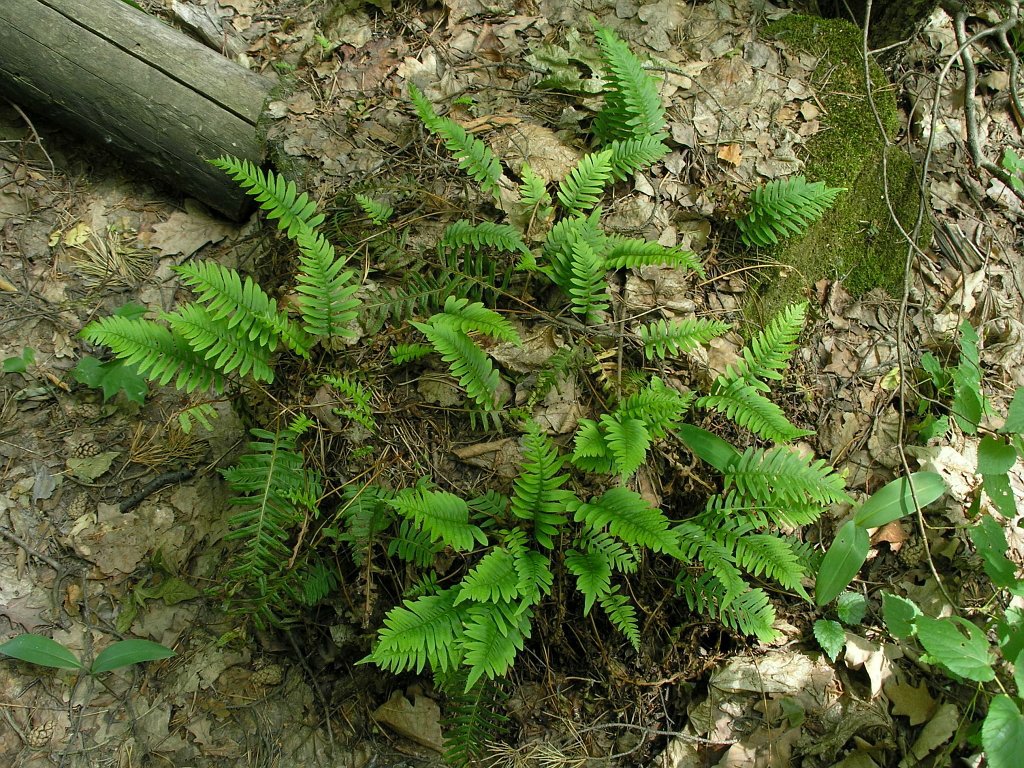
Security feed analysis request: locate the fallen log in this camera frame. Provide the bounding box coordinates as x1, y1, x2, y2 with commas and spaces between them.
0, 0, 277, 220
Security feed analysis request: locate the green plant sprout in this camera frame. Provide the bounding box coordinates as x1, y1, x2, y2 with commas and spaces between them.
0, 633, 174, 675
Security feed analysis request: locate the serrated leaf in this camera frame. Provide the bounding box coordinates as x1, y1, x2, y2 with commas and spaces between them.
853, 472, 946, 529
815, 520, 869, 607
882, 592, 921, 640
915, 615, 995, 682
983, 695, 1024, 768
813, 619, 845, 661
90, 639, 175, 674
0, 634, 83, 670
72, 357, 148, 404
836, 592, 868, 625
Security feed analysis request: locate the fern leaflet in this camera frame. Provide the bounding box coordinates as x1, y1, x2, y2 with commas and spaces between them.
737, 176, 845, 247
354, 193, 394, 225
639, 317, 731, 360
510, 422, 575, 549
698, 375, 809, 443
165, 304, 274, 382
412, 317, 504, 410
390, 343, 433, 364
386, 485, 488, 552
568, 237, 610, 320
557, 150, 614, 215
605, 135, 670, 180
573, 487, 677, 554
592, 23, 667, 143
676, 572, 778, 643
363, 586, 465, 674
603, 236, 703, 273
599, 587, 641, 651
210, 156, 324, 238
517, 163, 554, 222
293, 227, 361, 339
462, 599, 532, 689
565, 547, 612, 614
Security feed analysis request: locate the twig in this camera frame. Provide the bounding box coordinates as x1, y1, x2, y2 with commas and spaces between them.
3, 98, 55, 175
0, 525, 63, 572
119, 469, 195, 513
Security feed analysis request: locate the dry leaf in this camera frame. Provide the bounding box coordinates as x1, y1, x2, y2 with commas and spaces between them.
884, 677, 936, 725
148, 200, 235, 258
717, 144, 743, 166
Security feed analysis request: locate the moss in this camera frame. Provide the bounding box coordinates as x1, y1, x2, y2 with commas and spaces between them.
743, 15, 930, 325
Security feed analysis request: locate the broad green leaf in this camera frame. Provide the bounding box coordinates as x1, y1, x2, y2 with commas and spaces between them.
1000, 387, 1024, 435
676, 424, 740, 473
979, 437, 1018, 475
813, 619, 845, 661
853, 472, 946, 529
984, 472, 1019, 519
2, 348, 33, 374
72, 356, 148, 404
915, 615, 994, 682
882, 592, 921, 640
815, 520, 869, 606
970, 516, 1019, 589
836, 592, 868, 625
983, 695, 1024, 768
1000, 607, 1024, 661
1015, 650, 1024, 698
0, 634, 83, 670
90, 639, 175, 674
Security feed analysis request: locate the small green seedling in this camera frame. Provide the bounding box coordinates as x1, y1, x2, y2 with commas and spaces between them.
0, 633, 174, 675
813, 590, 868, 661
1001, 147, 1024, 193
2, 347, 35, 375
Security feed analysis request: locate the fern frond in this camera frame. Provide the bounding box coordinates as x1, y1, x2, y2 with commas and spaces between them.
517, 163, 554, 222
616, 376, 693, 438
725, 446, 852, 515
296, 554, 338, 606
598, 586, 641, 651
364, 586, 465, 674
557, 150, 614, 215
677, 572, 778, 642
605, 135, 670, 180
438, 675, 508, 768
165, 304, 274, 382
410, 84, 502, 200
638, 317, 731, 360
82, 315, 225, 393
566, 547, 612, 614
571, 418, 616, 474
510, 422, 574, 549
528, 346, 585, 407
462, 599, 532, 689
697, 375, 809, 443
412, 318, 503, 410
173, 260, 289, 350
176, 401, 218, 433
600, 413, 650, 477
592, 24, 667, 143
439, 220, 531, 260
293, 227, 361, 339
540, 208, 606, 292
387, 519, 443, 567
390, 343, 433, 364
733, 302, 807, 382
603, 236, 703, 273
335, 483, 395, 565
456, 547, 521, 605
437, 296, 521, 344
322, 373, 375, 431
737, 176, 845, 247
386, 486, 488, 552
354, 193, 394, 225
513, 547, 554, 605
674, 522, 748, 606
573, 487, 676, 554
211, 156, 324, 238
568, 237, 610, 321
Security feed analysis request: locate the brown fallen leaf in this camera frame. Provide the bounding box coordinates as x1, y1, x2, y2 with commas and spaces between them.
871, 520, 909, 553
884, 677, 936, 725
717, 143, 743, 166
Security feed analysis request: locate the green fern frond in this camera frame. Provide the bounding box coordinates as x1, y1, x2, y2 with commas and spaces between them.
354, 193, 394, 225
510, 422, 574, 549
605, 135, 669, 180
601, 414, 650, 477
322, 373, 375, 431
733, 302, 807, 383
571, 418, 616, 474
293, 227, 361, 339
438, 675, 508, 768
584, 530, 639, 574
439, 220, 530, 259
676, 572, 778, 642
697, 376, 809, 443
639, 317, 731, 360
176, 401, 218, 434
573, 487, 676, 554
437, 296, 521, 344
557, 150, 614, 215
335, 483, 395, 565
568, 237, 610, 321
173, 260, 290, 350
412, 318, 504, 410
363, 586, 465, 674
592, 23, 667, 143
528, 346, 585, 407
517, 164, 554, 221
166, 304, 274, 382
456, 548, 521, 605
296, 555, 338, 606
387, 519, 443, 567
410, 84, 502, 200
540, 207, 606, 291
725, 446, 852, 515
210, 156, 324, 238
598, 586, 641, 651
386, 485, 488, 552
675, 522, 748, 606
81, 315, 225, 393
737, 176, 845, 247
603, 236, 703, 273
615, 376, 693, 438
565, 547, 612, 614
462, 599, 532, 689
512, 547, 554, 605
390, 343, 433, 364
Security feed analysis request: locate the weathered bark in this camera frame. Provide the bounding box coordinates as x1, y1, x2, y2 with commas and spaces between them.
0, 0, 277, 219
818, 0, 939, 51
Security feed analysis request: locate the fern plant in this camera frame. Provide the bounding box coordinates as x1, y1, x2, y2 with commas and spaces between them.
737, 175, 845, 247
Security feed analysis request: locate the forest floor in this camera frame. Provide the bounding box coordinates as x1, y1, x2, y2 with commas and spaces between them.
1, 1, 1023, 767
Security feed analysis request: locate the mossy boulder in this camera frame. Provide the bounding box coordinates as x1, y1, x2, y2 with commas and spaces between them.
745, 15, 929, 323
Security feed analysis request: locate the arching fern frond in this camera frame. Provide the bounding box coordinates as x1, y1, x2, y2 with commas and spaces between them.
456, 547, 521, 605
386, 485, 488, 552
557, 150, 614, 215
510, 421, 574, 549
410, 84, 502, 200
568, 237, 610, 321
437, 296, 521, 344
676, 572, 778, 643
737, 176, 845, 247
387, 519, 444, 567
539, 207, 606, 291
354, 193, 394, 225
439, 220, 530, 259
81, 315, 225, 393
616, 376, 693, 437
592, 23, 667, 143
725, 445, 852, 515
732, 302, 807, 383
698, 375, 809, 443
412, 317, 504, 410
363, 586, 465, 674
599, 586, 641, 651
439, 675, 509, 768
573, 487, 676, 554
462, 599, 532, 689
638, 317, 731, 360
565, 546, 612, 614
606, 135, 670, 180
603, 236, 703, 273
210, 156, 324, 238
293, 227, 361, 339
390, 343, 432, 365
166, 304, 274, 382
517, 163, 554, 222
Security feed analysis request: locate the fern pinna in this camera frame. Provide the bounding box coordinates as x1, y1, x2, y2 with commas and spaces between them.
737, 175, 845, 247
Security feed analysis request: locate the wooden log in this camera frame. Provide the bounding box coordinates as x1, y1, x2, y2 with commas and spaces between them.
0, 0, 277, 220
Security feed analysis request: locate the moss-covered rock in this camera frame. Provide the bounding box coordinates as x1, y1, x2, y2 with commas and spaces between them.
744, 15, 929, 324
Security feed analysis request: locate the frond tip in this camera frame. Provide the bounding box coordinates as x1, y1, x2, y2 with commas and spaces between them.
737, 176, 845, 247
